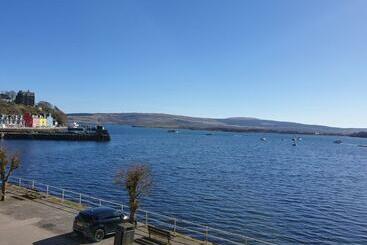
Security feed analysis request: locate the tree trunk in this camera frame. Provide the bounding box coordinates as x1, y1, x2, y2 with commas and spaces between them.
129, 199, 138, 224
129, 207, 137, 224
1, 180, 6, 201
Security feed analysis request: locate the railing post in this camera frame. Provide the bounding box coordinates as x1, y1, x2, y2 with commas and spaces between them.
205, 226, 208, 244
32, 180, 35, 189
61, 189, 64, 202
99, 199, 102, 206
46, 185, 49, 198
79, 194, 82, 204
121, 205, 124, 212
18, 178, 21, 187
145, 211, 148, 226
173, 218, 177, 235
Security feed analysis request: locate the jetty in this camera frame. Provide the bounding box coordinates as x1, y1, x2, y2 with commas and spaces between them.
0, 126, 111, 142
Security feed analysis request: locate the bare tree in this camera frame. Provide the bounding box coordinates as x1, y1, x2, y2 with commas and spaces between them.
0, 149, 20, 201
115, 164, 152, 224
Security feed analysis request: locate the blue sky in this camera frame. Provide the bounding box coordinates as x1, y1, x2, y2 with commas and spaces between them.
0, 0, 366, 128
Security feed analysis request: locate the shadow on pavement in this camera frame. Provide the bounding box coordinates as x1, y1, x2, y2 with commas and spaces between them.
32, 232, 90, 245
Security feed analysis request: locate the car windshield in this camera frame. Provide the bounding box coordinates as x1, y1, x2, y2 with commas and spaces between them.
78, 213, 94, 223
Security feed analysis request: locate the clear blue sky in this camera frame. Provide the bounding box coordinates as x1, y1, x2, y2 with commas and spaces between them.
1, 0, 366, 128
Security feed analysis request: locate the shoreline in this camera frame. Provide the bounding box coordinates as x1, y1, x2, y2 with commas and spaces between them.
128, 124, 359, 138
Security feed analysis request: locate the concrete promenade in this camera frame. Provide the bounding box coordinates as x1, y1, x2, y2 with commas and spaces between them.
0, 186, 208, 245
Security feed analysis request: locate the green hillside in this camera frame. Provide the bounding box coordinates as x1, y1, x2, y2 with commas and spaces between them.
0, 100, 67, 126
68, 112, 367, 136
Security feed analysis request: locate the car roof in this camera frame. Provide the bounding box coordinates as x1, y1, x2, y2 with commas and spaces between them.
80, 207, 120, 217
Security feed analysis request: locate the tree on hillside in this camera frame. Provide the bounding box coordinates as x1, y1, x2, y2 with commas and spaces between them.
37, 102, 67, 126
0, 149, 20, 201
37, 101, 54, 110
53, 106, 67, 126
115, 164, 152, 224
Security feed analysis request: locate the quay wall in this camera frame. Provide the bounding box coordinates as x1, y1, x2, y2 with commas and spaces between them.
0, 127, 110, 142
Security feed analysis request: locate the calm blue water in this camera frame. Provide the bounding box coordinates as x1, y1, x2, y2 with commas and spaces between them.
2, 125, 367, 244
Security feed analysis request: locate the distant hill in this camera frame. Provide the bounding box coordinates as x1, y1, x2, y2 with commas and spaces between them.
68, 113, 367, 136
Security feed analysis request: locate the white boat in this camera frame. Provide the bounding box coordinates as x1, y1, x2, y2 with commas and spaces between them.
71, 122, 80, 128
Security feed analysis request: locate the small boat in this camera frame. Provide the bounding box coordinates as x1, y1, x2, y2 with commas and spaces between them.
70, 121, 80, 129
205, 133, 213, 136
292, 137, 298, 146
297, 137, 302, 141
358, 145, 367, 148
260, 137, 267, 141
167, 129, 178, 133
334, 140, 342, 144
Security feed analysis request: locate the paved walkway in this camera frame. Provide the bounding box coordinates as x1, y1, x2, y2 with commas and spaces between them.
0, 187, 207, 245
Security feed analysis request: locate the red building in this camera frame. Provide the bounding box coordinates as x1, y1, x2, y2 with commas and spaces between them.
23, 112, 33, 127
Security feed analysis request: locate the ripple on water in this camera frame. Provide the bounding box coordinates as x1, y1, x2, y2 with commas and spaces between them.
3, 126, 367, 245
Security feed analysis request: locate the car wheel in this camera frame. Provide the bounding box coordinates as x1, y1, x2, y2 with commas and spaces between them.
93, 228, 105, 242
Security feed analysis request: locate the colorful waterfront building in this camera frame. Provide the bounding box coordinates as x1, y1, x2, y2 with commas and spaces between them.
46, 114, 54, 127
0, 113, 56, 128
39, 115, 47, 127
16, 115, 24, 127
0, 115, 6, 127
32, 116, 40, 128
24, 112, 33, 127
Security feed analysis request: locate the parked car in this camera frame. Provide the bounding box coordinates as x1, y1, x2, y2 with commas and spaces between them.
73, 207, 129, 242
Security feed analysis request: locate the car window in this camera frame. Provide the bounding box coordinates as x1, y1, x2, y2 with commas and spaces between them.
97, 210, 120, 220
79, 213, 94, 222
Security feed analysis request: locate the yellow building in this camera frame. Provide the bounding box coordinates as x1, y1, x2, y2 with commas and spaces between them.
39, 116, 47, 127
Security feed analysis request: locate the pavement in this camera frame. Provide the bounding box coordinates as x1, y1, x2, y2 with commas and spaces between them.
0, 191, 114, 245
0, 186, 207, 245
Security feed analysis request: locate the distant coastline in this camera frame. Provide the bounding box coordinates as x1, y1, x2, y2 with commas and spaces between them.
68, 113, 367, 138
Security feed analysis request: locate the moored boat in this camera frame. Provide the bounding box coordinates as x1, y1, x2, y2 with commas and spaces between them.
167, 129, 178, 133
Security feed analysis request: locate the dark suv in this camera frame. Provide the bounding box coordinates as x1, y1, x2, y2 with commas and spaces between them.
73, 207, 129, 242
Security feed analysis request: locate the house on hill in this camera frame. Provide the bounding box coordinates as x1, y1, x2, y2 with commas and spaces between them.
15, 90, 35, 106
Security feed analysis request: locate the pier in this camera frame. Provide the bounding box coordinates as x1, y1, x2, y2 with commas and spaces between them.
0, 127, 111, 142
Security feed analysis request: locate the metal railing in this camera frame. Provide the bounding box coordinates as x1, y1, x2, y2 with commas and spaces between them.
8, 176, 276, 245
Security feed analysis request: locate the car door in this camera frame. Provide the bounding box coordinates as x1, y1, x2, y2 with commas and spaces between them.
103, 213, 121, 234
95, 212, 110, 234
110, 212, 123, 232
